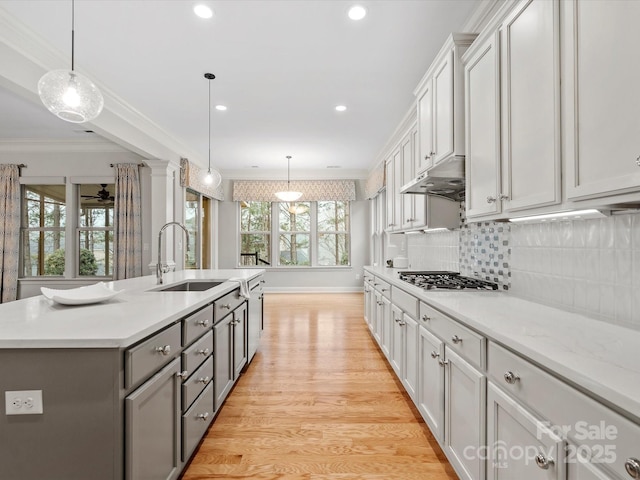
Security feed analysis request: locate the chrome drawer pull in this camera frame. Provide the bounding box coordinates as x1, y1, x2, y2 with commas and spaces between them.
534, 454, 553, 470
381, 288, 388, 292
422, 314, 431, 321
451, 335, 462, 344
504, 371, 520, 385
196, 319, 209, 327
376, 301, 384, 306
197, 412, 210, 421
221, 303, 232, 309
430, 351, 439, 359
198, 376, 210, 384
626, 458, 640, 478
155, 345, 171, 355
176, 370, 188, 378
197, 348, 210, 356
438, 359, 449, 367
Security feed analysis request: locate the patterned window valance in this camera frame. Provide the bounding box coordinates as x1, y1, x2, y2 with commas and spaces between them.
365, 162, 385, 199
179, 158, 224, 201
233, 180, 356, 202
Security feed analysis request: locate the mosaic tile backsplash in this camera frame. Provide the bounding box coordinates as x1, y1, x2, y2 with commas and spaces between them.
405, 209, 640, 331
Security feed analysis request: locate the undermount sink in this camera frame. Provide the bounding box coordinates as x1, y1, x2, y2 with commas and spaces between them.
152, 280, 224, 292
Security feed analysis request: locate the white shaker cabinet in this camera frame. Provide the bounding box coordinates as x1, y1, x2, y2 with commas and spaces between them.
385, 156, 397, 231
402, 126, 427, 230
418, 326, 445, 441
562, 0, 640, 201
417, 79, 434, 172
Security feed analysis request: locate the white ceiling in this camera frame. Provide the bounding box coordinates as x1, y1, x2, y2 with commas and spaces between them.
0, 0, 479, 174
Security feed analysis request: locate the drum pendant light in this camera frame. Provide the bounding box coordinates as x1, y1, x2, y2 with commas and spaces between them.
38, 0, 104, 123
275, 156, 302, 202
203, 73, 222, 187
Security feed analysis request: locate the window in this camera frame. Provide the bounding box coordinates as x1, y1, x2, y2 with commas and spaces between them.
78, 184, 114, 277
240, 201, 271, 266
21, 182, 115, 279
185, 189, 213, 269
21, 185, 66, 276
238, 200, 350, 267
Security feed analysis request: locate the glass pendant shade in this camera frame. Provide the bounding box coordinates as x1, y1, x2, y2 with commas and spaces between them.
204, 168, 222, 188
275, 190, 302, 202
38, 70, 104, 123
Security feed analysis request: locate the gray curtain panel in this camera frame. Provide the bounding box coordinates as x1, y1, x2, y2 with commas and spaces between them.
113, 164, 142, 279
0, 164, 21, 303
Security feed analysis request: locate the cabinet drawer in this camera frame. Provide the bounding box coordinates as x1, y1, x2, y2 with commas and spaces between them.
182, 330, 213, 374
248, 276, 264, 290
373, 277, 391, 299
488, 342, 640, 479
182, 356, 213, 412
420, 301, 485, 368
182, 381, 214, 461
214, 289, 244, 322
183, 304, 213, 346
392, 286, 417, 318
125, 323, 181, 389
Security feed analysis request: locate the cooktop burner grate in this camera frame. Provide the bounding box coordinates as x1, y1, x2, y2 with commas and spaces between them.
398, 271, 499, 291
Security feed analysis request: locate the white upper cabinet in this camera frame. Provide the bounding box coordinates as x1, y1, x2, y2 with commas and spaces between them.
415, 34, 477, 174
464, 32, 501, 219
464, 0, 560, 220
562, 0, 640, 201
500, 0, 561, 213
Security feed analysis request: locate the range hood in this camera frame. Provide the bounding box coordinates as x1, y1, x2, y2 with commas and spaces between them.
400, 155, 465, 201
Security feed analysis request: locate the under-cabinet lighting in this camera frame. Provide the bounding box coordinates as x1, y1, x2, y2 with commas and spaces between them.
403, 230, 424, 235
508, 209, 608, 224
423, 228, 451, 233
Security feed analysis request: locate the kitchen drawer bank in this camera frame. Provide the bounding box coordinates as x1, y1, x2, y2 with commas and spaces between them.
363, 266, 640, 480
0, 269, 264, 480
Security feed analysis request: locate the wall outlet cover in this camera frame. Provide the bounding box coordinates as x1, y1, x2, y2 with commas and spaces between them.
5, 390, 43, 415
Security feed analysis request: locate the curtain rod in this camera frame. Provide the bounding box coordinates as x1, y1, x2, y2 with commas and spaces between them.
110, 163, 143, 167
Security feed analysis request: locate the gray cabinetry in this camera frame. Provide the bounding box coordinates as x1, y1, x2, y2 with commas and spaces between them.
248, 280, 264, 362
125, 357, 181, 480
214, 314, 234, 410
233, 302, 248, 378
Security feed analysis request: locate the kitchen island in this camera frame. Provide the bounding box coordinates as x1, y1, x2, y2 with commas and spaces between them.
0, 268, 264, 480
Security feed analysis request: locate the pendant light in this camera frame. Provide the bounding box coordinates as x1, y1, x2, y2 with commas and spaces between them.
275, 156, 302, 202
203, 73, 222, 187
38, 0, 104, 123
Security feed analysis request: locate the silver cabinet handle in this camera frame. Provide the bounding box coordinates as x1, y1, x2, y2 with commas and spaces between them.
398, 321, 406, 326
499, 194, 510, 201
260, 279, 266, 283
486, 196, 497, 203
535, 454, 554, 470
221, 303, 232, 309
636, 156, 640, 167
422, 314, 431, 321
381, 288, 388, 292
376, 301, 384, 306
388, 223, 396, 227
176, 370, 188, 378
197, 348, 210, 356
406, 218, 415, 222
198, 376, 210, 384
451, 335, 462, 344
438, 359, 449, 367
197, 412, 210, 421
394, 317, 400, 323
430, 351, 439, 359
504, 371, 520, 384
196, 319, 209, 327
155, 345, 171, 355
625, 458, 640, 478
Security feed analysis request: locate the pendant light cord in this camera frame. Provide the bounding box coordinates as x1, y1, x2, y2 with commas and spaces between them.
208, 76, 211, 173
71, 0, 75, 71
287, 155, 292, 188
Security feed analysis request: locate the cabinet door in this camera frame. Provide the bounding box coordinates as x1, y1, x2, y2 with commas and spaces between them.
418, 326, 445, 441
389, 305, 404, 378
465, 32, 502, 219
417, 80, 434, 172
411, 126, 426, 228
233, 302, 248, 378
393, 148, 403, 231
402, 313, 419, 402
487, 382, 566, 480
379, 295, 392, 359
214, 316, 233, 411
125, 358, 181, 480
363, 284, 372, 326
563, 0, 640, 200
444, 348, 486, 480
385, 158, 396, 230
433, 50, 455, 166
566, 447, 613, 480
401, 133, 416, 229
500, 0, 560, 212
373, 291, 384, 343
248, 286, 263, 362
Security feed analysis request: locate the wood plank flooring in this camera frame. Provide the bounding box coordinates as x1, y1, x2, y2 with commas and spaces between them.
181, 293, 457, 480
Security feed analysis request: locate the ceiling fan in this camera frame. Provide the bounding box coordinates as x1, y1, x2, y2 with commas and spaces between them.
81, 184, 114, 203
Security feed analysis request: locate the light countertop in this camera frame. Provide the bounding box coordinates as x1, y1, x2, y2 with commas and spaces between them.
0, 269, 264, 349
365, 266, 640, 422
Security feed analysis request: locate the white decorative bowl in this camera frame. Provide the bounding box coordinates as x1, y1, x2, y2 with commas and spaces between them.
41, 282, 123, 306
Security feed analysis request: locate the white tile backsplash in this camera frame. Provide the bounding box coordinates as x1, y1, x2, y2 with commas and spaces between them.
405, 210, 640, 331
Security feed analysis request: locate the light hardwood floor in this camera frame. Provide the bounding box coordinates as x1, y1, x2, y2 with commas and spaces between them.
181, 293, 457, 480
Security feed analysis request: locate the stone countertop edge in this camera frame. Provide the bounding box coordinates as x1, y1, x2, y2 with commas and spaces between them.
0, 269, 264, 350
364, 265, 640, 423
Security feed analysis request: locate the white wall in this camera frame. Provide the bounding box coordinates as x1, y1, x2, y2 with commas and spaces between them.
218, 178, 369, 292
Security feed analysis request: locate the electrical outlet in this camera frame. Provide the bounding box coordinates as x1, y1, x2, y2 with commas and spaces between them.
5, 390, 43, 415
355, 273, 361, 280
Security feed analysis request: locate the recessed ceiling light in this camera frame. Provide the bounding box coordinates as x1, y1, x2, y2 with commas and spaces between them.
335, 105, 347, 112
215, 105, 227, 111
194, 4, 213, 19
348, 5, 367, 21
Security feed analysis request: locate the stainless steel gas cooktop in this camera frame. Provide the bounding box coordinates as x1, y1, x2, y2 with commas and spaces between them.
398, 271, 499, 291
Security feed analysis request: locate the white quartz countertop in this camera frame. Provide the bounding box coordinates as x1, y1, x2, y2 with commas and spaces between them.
0, 269, 264, 349
365, 266, 640, 422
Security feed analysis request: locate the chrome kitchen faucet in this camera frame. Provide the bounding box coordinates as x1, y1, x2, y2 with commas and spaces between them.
157, 222, 190, 284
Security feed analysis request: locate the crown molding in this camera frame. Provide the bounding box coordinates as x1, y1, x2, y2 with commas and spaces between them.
222, 168, 368, 181
0, 137, 137, 153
